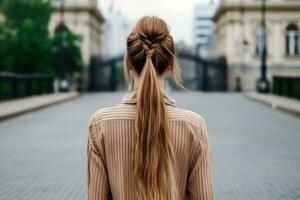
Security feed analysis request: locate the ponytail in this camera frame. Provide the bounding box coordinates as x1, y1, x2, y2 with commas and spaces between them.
132, 49, 177, 200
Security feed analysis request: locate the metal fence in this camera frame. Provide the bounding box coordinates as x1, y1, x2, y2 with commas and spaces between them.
205, 57, 228, 91
272, 76, 300, 100
89, 56, 124, 91
0, 72, 54, 101
89, 53, 228, 92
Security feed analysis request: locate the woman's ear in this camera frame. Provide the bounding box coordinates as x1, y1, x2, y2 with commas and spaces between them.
167, 60, 173, 71
126, 56, 133, 71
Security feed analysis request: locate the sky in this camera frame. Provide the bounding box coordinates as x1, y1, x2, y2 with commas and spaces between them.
98, 0, 218, 46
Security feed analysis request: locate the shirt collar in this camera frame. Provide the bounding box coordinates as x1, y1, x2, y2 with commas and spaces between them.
121, 89, 176, 107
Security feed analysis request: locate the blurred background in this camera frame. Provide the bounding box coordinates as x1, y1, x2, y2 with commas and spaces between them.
0, 0, 300, 95
0, 0, 300, 200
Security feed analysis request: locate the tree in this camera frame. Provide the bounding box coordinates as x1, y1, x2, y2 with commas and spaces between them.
0, 0, 4, 9
0, 0, 83, 76
3, 0, 51, 30
0, 23, 15, 71
0, 0, 53, 74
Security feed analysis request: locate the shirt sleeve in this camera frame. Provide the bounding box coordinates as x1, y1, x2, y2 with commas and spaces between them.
186, 119, 214, 200
87, 118, 111, 200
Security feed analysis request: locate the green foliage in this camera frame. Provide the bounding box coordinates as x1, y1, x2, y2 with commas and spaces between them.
0, 23, 14, 71
3, 0, 51, 31
0, 0, 4, 9
0, 0, 83, 76
8, 18, 54, 73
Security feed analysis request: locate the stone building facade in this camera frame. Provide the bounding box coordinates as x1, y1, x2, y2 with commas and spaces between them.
213, 0, 300, 91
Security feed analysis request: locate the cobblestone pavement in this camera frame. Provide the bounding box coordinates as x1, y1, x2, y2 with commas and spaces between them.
0, 92, 299, 200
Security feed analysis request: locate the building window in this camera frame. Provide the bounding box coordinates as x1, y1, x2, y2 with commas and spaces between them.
256, 26, 266, 55
286, 24, 299, 56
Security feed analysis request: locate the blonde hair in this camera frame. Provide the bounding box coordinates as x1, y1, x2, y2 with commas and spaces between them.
124, 16, 181, 199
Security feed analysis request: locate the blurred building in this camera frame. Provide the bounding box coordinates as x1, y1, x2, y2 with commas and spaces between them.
213, 0, 300, 91
193, 1, 218, 57
100, 6, 131, 58
49, 0, 104, 89
175, 41, 199, 90
49, 0, 104, 66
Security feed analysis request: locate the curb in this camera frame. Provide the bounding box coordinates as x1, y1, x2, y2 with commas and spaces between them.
0, 92, 80, 121
245, 93, 300, 117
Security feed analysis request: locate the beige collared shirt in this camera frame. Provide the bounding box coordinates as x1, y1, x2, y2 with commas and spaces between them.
87, 91, 214, 200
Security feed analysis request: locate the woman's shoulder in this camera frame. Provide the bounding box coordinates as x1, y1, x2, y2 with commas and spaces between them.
172, 107, 209, 146
168, 106, 206, 130
88, 103, 136, 126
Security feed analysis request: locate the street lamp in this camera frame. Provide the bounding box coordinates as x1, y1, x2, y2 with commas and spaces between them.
55, 0, 69, 92
256, 0, 270, 93
195, 44, 205, 91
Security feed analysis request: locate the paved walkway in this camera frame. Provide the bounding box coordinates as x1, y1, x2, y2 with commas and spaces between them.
0, 92, 299, 200
0, 92, 79, 121
246, 92, 300, 117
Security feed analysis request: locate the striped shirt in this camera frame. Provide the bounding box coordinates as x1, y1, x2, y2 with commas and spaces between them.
87, 90, 214, 200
